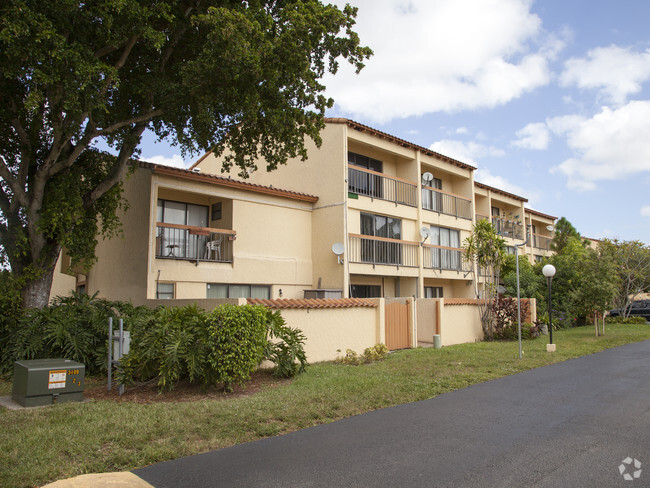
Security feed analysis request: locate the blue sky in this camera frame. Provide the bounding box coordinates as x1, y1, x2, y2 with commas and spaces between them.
137, 0, 650, 244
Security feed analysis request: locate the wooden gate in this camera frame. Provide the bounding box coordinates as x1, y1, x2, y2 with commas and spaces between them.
385, 299, 410, 350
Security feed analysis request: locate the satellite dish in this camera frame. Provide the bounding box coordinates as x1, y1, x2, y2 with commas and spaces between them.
546, 225, 554, 232
331, 242, 345, 265
331, 243, 344, 256
420, 227, 430, 239
421, 172, 433, 186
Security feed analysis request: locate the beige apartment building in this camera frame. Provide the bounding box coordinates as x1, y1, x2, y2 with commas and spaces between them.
51, 119, 557, 303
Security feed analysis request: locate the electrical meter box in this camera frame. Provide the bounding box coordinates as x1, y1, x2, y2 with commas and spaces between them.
12, 359, 85, 407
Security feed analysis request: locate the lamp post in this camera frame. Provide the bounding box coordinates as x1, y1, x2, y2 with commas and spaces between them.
542, 264, 556, 351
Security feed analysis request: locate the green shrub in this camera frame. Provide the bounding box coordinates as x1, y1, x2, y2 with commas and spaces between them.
492, 296, 538, 341
363, 343, 389, 362
264, 310, 307, 378
206, 304, 269, 392
119, 305, 210, 391
336, 343, 390, 365
0, 271, 24, 370
1, 292, 144, 376
606, 315, 646, 324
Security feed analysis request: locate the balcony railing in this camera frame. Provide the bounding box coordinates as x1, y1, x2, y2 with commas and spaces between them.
422, 186, 472, 219
491, 218, 523, 240
156, 223, 236, 263
423, 245, 472, 272
348, 166, 417, 207
475, 213, 490, 222
532, 234, 553, 251
348, 234, 418, 268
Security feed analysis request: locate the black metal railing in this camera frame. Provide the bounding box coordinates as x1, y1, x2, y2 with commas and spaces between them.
422, 187, 472, 219
423, 245, 472, 272
348, 234, 418, 267
491, 218, 524, 240
533, 234, 552, 251
348, 167, 417, 207
155, 224, 235, 263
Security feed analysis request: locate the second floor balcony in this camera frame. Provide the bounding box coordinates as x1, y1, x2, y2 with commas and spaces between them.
156, 223, 236, 263
492, 217, 524, 240
423, 245, 472, 272
532, 234, 553, 251
348, 234, 419, 268
348, 166, 417, 207
422, 186, 473, 220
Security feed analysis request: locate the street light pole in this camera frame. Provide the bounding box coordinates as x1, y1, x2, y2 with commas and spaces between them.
515, 225, 531, 359
542, 264, 556, 352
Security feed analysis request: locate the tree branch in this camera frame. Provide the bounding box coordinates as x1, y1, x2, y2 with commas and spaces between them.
96, 109, 163, 135
84, 123, 148, 208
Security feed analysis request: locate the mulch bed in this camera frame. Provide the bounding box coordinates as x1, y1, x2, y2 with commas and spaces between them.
83, 370, 292, 404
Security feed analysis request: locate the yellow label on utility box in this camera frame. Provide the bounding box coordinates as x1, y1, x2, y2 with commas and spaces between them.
48, 370, 66, 389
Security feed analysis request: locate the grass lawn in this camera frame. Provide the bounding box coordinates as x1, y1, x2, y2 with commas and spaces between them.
1, 323, 649, 488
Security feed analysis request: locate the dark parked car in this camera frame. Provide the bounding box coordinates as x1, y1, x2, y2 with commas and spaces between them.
608, 300, 650, 321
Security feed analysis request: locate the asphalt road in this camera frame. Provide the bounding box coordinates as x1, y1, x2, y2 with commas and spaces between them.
135, 340, 650, 487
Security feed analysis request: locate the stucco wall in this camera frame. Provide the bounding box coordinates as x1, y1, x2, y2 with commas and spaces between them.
278, 304, 383, 363
49, 253, 76, 302
440, 303, 484, 346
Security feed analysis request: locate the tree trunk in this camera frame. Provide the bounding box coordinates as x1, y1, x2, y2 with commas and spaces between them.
21, 266, 56, 309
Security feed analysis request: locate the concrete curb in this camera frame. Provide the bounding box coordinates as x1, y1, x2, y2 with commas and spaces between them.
41, 473, 153, 488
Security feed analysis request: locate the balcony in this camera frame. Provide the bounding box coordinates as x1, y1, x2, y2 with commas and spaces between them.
422, 186, 472, 219
156, 223, 236, 263
348, 166, 417, 207
423, 245, 472, 272
475, 213, 490, 222
532, 234, 552, 251
491, 218, 523, 240
348, 234, 418, 268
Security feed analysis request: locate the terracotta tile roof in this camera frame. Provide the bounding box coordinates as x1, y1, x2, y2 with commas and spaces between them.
475, 181, 528, 202
247, 298, 377, 309
324, 118, 476, 171
444, 298, 481, 306
524, 208, 557, 221
139, 161, 319, 203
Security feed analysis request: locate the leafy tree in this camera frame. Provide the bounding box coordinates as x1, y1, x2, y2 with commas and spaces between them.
551, 217, 582, 254
599, 239, 650, 317
545, 235, 588, 325
463, 219, 506, 340
0, 0, 372, 308
501, 254, 544, 305
570, 245, 619, 335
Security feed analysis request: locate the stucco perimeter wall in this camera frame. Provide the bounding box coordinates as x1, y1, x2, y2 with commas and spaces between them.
440, 300, 484, 346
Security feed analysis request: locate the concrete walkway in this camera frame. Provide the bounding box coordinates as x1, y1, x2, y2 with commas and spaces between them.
134, 340, 650, 488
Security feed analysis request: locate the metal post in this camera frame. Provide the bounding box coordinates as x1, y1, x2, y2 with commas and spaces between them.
515, 225, 531, 359
118, 318, 124, 396
547, 277, 553, 344
107, 317, 112, 391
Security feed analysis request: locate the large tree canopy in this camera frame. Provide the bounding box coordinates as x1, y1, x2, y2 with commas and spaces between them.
0, 0, 372, 308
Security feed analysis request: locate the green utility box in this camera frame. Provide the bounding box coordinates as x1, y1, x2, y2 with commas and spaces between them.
12, 359, 85, 407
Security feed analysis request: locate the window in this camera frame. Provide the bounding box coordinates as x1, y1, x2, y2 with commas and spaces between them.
350, 285, 381, 298
348, 151, 383, 198
206, 283, 270, 299
506, 246, 516, 255
157, 199, 210, 259
491, 206, 502, 234
535, 255, 544, 263
429, 226, 461, 270
360, 213, 402, 265
422, 176, 442, 211
157, 283, 175, 299
424, 286, 443, 298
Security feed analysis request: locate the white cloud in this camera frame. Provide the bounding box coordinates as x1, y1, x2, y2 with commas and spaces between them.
325, 0, 563, 123
474, 168, 529, 199
456, 127, 468, 135
141, 154, 188, 169
549, 101, 650, 191
512, 122, 550, 150
429, 139, 505, 167
641, 206, 650, 218
560, 45, 650, 105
